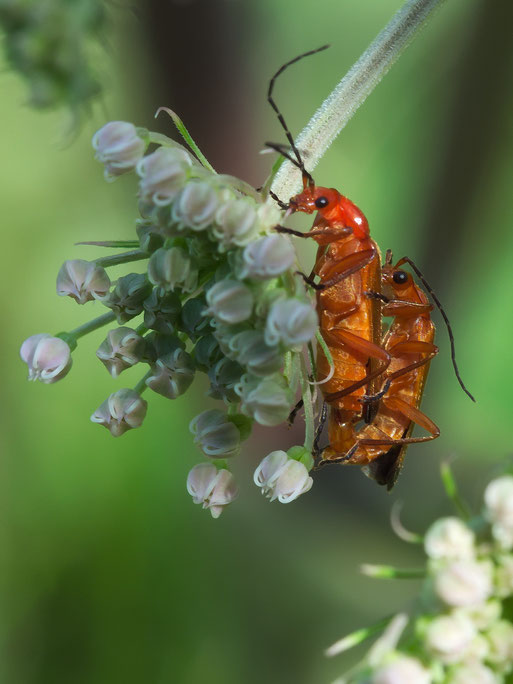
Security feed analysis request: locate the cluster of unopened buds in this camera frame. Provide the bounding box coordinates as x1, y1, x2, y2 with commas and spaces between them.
20, 118, 321, 517
328, 471, 513, 684
0, 0, 107, 109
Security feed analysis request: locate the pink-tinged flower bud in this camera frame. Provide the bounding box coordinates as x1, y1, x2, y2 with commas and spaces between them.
372, 655, 432, 684
424, 517, 475, 561
186, 463, 238, 518
137, 147, 192, 206
146, 348, 195, 400
96, 327, 145, 378
254, 450, 313, 503
484, 475, 513, 550
424, 612, 476, 664
206, 280, 253, 324
433, 559, 493, 608
20, 334, 72, 384
241, 234, 296, 279
190, 409, 241, 459
56, 259, 110, 305
90, 389, 147, 437
172, 180, 219, 230
92, 121, 146, 180
265, 298, 318, 348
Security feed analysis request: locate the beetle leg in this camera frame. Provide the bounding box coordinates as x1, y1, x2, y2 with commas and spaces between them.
287, 399, 304, 426
323, 329, 391, 402
346, 398, 440, 465
313, 402, 328, 458
385, 341, 438, 382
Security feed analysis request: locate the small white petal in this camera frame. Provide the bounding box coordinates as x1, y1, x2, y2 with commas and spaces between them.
425, 613, 476, 664
434, 559, 493, 608
372, 655, 432, 684
424, 517, 475, 561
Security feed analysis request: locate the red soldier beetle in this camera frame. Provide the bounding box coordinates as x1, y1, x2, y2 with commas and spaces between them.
266, 47, 392, 430
318, 250, 475, 488
265, 49, 474, 482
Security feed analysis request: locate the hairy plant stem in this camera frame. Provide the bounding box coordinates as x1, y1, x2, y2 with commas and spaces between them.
269, 0, 446, 201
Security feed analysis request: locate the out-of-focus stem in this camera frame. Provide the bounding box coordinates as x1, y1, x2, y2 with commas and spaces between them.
269, 0, 447, 201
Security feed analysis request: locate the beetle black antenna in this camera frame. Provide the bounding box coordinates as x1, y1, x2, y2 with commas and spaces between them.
264, 142, 308, 172
267, 45, 329, 187
398, 256, 476, 402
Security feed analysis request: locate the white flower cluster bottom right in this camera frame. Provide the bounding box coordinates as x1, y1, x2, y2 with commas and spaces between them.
330, 475, 513, 684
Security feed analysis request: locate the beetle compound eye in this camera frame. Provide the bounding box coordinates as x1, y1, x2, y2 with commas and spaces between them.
392, 271, 409, 285
314, 196, 329, 209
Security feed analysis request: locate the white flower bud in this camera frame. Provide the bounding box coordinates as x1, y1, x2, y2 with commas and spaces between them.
265, 298, 318, 348
484, 476, 513, 550
147, 246, 198, 293
146, 348, 195, 400
20, 334, 72, 384
236, 374, 293, 426
137, 147, 192, 206
172, 181, 219, 230
213, 198, 260, 248
372, 655, 432, 684
96, 327, 145, 378
207, 357, 243, 402
186, 464, 238, 518
486, 620, 513, 670
241, 234, 296, 279
446, 662, 497, 684
143, 289, 182, 335
92, 121, 146, 180
105, 273, 153, 323
425, 612, 476, 664
91, 389, 147, 437
56, 259, 111, 305
424, 517, 475, 561
255, 201, 282, 231
254, 450, 313, 503
495, 554, 513, 598
433, 559, 493, 607
190, 409, 241, 459
206, 280, 253, 324
227, 330, 282, 377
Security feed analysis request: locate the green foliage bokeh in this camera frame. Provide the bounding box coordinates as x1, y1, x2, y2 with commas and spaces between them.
3, 0, 512, 682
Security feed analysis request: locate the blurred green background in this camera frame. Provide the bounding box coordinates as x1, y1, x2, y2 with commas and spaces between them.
3, 0, 513, 682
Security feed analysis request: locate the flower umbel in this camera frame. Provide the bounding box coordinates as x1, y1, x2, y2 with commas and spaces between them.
20, 116, 319, 517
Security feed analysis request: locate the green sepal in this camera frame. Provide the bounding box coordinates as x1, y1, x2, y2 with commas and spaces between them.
55, 332, 77, 351
287, 445, 314, 471
226, 414, 253, 442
